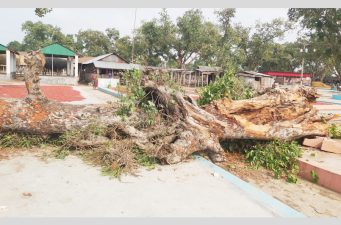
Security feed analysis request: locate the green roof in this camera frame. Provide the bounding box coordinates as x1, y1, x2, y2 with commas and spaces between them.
41, 43, 76, 57
0, 44, 7, 52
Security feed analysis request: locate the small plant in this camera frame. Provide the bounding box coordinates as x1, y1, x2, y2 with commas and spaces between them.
328, 124, 341, 139
116, 70, 159, 126
131, 146, 158, 170
54, 148, 70, 160
101, 165, 124, 179
310, 170, 319, 183
139, 100, 158, 127
245, 140, 302, 183
197, 69, 254, 106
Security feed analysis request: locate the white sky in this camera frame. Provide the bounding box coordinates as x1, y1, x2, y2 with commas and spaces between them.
0, 8, 298, 45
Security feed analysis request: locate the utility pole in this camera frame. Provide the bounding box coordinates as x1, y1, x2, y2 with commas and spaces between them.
300, 57, 304, 86
131, 8, 137, 63
300, 44, 306, 86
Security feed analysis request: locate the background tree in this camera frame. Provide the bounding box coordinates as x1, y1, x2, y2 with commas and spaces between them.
105, 28, 120, 50
115, 36, 133, 62
14, 8, 339, 78
35, 8, 53, 18
288, 8, 341, 81
75, 29, 113, 56
136, 9, 176, 66
173, 9, 208, 68
244, 18, 292, 71
192, 21, 220, 68
21, 21, 75, 51
7, 41, 24, 51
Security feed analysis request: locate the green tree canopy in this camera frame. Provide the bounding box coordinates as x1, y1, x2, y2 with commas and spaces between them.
7, 41, 24, 51
75, 29, 113, 56
35, 8, 53, 18
288, 8, 341, 80
21, 21, 75, 51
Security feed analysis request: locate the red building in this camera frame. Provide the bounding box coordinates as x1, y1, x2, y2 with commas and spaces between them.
262, 71, 312, 86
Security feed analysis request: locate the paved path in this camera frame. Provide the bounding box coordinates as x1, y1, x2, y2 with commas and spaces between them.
315, 89, 341, 124
67, 85, 118, 105
0, 153, 284, 217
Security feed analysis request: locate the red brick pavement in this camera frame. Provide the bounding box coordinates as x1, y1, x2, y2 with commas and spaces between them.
0, 85, 84, 102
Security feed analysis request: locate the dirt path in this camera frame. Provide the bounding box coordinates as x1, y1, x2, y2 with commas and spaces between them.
218, 153, 341, 217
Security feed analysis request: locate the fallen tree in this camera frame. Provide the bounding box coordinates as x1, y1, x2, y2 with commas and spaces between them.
0, 51, 332, 164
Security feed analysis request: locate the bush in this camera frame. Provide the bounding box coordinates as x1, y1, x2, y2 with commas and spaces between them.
329, 124, 341, 139
245, 140, 302, 183
116, 70, 158, 126
197, 69, 254, 106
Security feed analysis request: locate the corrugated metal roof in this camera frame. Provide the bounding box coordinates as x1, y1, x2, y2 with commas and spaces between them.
0, 44, 7, 52
238, 71, 272, 77
82, 53, 112, 65
41, 43, 76, 57
263, 71, 311, 78
77, 56, 95, 64
197, 66, 222, 72
94, 61, 143, 70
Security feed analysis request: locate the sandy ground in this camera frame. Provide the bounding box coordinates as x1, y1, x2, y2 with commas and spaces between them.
219, 153, 341, 217
0, 150, 278, 217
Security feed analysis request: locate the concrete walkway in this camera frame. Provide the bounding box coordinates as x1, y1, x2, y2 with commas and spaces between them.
66, 85, 119, 105
0, 153, 286, 217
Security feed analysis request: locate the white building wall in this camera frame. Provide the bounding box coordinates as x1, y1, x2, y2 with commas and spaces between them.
6, 50, 10, 77
10, 52, 16, 73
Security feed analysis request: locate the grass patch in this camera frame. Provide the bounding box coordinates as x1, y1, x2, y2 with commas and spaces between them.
0, 133, 48, 148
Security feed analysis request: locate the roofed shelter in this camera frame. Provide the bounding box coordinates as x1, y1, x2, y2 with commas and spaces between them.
262, 71, 312, 86
79, 53, 142, 83
40, 43, 78, 78
236, 71, 274, 90
194, 66, 223, 87
0, 44, 17, 80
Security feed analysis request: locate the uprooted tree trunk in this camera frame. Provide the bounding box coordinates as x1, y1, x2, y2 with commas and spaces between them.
0, 51, 332, 164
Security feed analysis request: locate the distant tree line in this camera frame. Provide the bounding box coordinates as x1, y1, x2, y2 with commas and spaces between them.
6, 8, 341, 82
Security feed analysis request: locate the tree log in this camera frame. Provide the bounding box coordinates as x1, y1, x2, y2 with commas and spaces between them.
0, 52, 331, 164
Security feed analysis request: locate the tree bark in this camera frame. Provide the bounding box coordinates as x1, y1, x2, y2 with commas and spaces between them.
0, 52, 332, 164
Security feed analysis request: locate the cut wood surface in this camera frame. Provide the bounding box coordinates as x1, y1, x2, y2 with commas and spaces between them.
0, 52, 332, 164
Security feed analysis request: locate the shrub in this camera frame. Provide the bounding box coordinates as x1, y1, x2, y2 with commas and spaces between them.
310, 170, 319, 183
197, 69, 254, 106
245, 140, 302, 183
116, 70, 158, 126
329, 124, 341, 139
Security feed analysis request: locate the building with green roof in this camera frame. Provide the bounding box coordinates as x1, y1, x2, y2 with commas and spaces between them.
0, 44, 17, 79
39, 43, 78, 78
